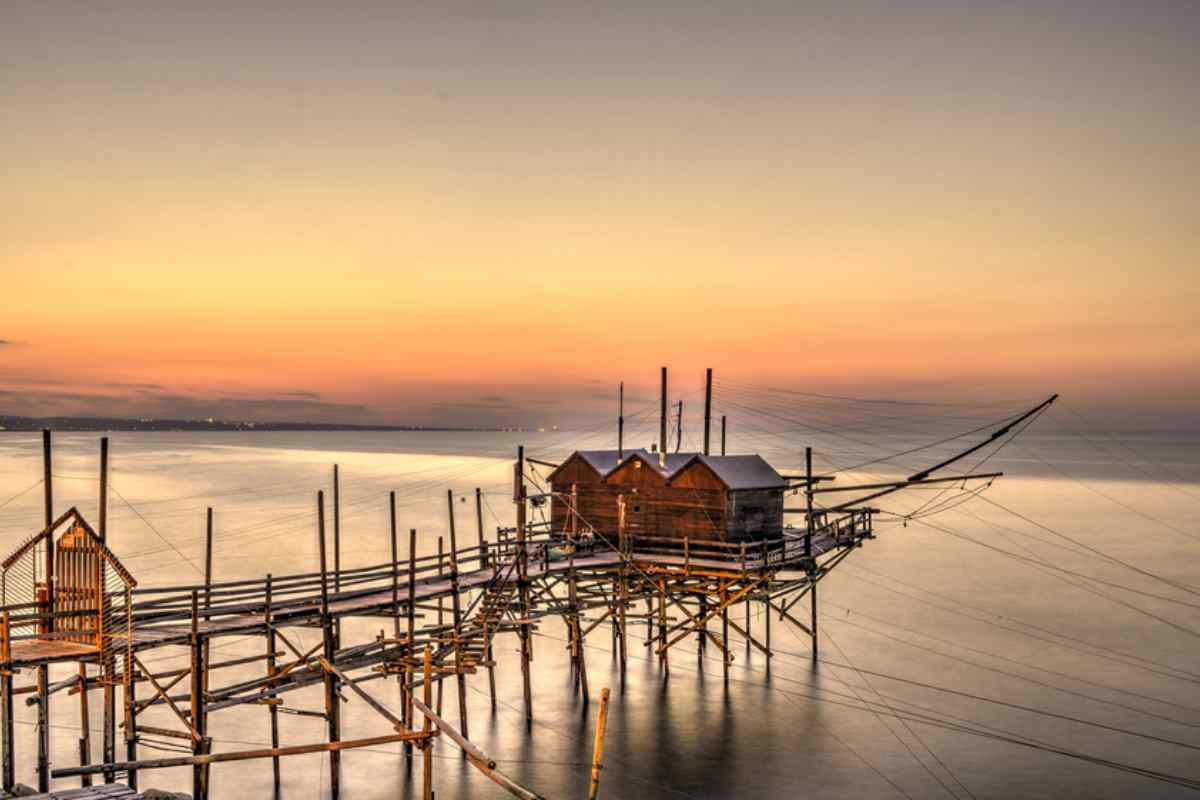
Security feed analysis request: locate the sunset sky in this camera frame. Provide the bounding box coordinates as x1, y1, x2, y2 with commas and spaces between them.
3, 2, 1198, 428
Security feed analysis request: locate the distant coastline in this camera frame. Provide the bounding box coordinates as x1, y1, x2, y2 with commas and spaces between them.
0, 415, 505, 433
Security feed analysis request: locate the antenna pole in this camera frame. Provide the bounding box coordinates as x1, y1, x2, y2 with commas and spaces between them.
703, 368, 712, 455
659, 367, 668, 455
618, 382, 624, 459
675, 400, 683, 452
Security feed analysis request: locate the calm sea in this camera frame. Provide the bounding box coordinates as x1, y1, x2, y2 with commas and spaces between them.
1, 425, 1198, 799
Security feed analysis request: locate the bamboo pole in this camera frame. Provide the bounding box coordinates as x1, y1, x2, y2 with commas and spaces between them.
52, 733, 428, 778
422, 645, 433, 800
411, 694, 545, 800
587, 688, 611, 800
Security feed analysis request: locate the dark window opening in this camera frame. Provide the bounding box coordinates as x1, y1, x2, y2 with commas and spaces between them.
633, 504, 641, 513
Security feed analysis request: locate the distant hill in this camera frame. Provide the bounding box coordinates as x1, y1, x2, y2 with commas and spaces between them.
0, 415, 490, 432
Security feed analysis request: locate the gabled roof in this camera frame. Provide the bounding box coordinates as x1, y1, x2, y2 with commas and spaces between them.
549, 449, 785, 490
548, 449, 650, 482
673, 454, 786, 490
609, 449, 698, 479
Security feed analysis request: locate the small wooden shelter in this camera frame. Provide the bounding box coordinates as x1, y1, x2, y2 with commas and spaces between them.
549, 449, 786, 543
1, 508, 136, 652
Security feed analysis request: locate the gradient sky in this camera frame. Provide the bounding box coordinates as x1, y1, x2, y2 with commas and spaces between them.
2, 1, 1198, 428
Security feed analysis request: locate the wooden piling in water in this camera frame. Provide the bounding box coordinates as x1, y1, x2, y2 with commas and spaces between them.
317, 491, 341, 799
436, 534, 444, 717
2, 611, 14, 792
588, 688, 611, 800
99, 437, 116, 782
405, 528, 417, 758
516, 446, 533, 722
265, 574, 281, 799
447, 490, 469, 740
421, 645, 433, 800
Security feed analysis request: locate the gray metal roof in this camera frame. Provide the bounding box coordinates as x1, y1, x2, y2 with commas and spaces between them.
680, 454, 786, 490
574, 448, 649, 475
557, 449, 784, 490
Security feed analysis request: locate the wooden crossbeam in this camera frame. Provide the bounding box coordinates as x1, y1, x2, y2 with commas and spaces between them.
131, 656, 199, 743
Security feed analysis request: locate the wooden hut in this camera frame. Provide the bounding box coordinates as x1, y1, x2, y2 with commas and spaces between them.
548, 449, 785, 544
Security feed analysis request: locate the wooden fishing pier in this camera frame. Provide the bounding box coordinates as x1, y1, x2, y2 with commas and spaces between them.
0, 369, 1051, 799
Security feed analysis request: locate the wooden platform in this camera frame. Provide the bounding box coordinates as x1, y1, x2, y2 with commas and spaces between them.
19, 783, 139, 799
7, 639, 99, 667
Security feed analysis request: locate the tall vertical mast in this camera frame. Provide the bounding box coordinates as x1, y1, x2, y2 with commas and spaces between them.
618, 382, 624, 459
675, 400, 682, 452
659, 367, 668, 459
703, 368, 712, 455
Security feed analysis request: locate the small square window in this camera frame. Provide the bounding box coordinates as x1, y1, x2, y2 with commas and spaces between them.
633, 505, 641, 513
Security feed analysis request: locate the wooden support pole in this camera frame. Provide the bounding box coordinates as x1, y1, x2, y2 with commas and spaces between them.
588, 688, 611, 800
202, 507, 213, 751
422, 645, 433, 800
317, 491, 341, 799
811, 581, 819, 660
474, 487, 486, 568
764, 593, 772, 669
658, 579, 668, 674
98, 437, 109, 543
43, 429, 54, 626
475, 488, 497, 709
406, 528, 416, 757
98, 437, 116, 782
447, 490, 469, 740
411, 693, 545, 800
333, 465, 341, 645
744, 596, 750, 655
616, 498, 628, 682
721, 416, 726, 456
567, 496, 587, 701
53, 733, 429, 778
2, 611, 14, 792
516, 446, 533, 722
436, 535, 444, 716
265, 575, 281, 799
388, 492, 406, 758
124, 649, 137, 790
721, 588, 730, 682
703, 368, 713, 455
38, 429, 53, 794
190, 591, 210, 800
37, 656, 49, 792
805, 446, 814, 559
77, 663, 91, 787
